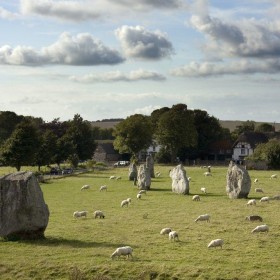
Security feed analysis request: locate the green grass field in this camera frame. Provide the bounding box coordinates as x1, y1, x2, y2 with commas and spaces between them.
0, 165, 280, 280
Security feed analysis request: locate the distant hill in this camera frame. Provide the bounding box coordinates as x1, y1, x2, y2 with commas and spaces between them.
92, 119, 280, 132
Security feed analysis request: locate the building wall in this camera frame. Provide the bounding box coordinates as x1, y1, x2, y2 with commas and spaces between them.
232, 142, 253, 161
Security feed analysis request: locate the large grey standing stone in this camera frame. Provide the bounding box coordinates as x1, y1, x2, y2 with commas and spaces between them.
137, 164, 151, 190
226, 161, 251, 199
0, 171, 49, 240
128, 163, 137, 181
146, 155, 155, 178
170, 164, 189, 195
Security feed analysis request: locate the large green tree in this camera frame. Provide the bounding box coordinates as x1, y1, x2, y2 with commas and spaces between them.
0, 120, 40, 171
113, 114, 153, 159
155, 104, 197, 163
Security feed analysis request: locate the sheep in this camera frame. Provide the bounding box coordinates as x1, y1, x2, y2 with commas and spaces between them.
273, 194, 280, 200
121, 198, 131, 207
254, 178, 259, 183
73, 211, 88, 218
195, 214, 210, 223
81, 184, 90, 190
270, 174, 277, 179
138, 190, 146, 195
208, 239, 223, 249
99, 185, 107, 192
156, 172, 161, 177
111, 246, 133, 259
247, 199, 256, 206
204, 172, 212, 176
245, 215, 263, 222
251, 224, 269, 233
192, 195, 200, 201
255, 188, 264, 193
93, 210, 105, 219
137, 193, 141, 200
116, 176, 122, 180
160, 228, 172, 235
260, 196, 270, 203
169, 230, 179, 241
188, 177, 191, 181
200, 187, 207, 194
109, 176, 116, 180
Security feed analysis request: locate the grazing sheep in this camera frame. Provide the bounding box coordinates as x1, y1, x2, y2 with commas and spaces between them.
188, 177, 191, 181
160, 228, 172, 235
254, 178, 259, 183
270, 174, 277, 179
137, 193, 141, 200
156, 172, 161, 177
260, 196, 270, 203
245, 215, 263, 222
81, 184, 90, 190
255, 188, 264, 193
121, 198, 131, 207
251, 224, 269, 233
195, 214, 210, 223
111, 246, 133, 259
73, 211, 88, 218
93, 210, 105, 219
169, 231, 179, 241
192, 195, 200, 201
109, 176, 116, 180
208, 239, 223, 249
273, 194, 280, 200
200, 187, 207, 194
247, 199, 256, 206
204, 172, 212, 176
99, 185, 107, 192
138, 190, 146, 195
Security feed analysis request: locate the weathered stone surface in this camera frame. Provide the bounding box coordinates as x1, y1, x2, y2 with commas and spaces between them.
137, 164, 151, 190
146, 155, 155, 178
226, 161, 251, 199
0, 171, 49, 240
128, 163, 137, 181
170, 164, 189, 195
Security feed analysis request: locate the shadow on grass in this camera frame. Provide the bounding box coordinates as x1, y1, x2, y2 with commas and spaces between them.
16, 237, 139, 249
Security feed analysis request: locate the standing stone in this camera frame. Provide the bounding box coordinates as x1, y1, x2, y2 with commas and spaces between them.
146, 155, 155, 178
0, 171, 49, 240
137, 164, 151, 190
128, 163, 137, 181
226, 161, 251, 199
170, 164, 189, 195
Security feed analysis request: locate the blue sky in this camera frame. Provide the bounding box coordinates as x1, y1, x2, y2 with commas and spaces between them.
1, 0, 280, 123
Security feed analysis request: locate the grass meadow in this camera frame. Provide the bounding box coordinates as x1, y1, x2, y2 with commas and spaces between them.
0, 165, 280, 280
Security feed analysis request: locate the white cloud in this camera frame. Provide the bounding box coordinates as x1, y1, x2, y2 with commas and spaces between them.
115, 25, 174, 60
0, 32, 124, 66
69, 69, 166, 83
0, 6, 20, 20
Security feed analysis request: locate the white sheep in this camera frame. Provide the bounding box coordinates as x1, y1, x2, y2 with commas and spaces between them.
254, 178, 259, 183
247, 199, 256, 206
93, 210, 105, 219
137, 193, 141, 200
138, 190, 147, 195
208, 239, 223, 249
200, 187, 207, 194
111, 246, 133, 259
255, 188, 264, 193
188, 177, 191, 181
160, 228, 172, 235
73, 211, 88, 218
169, 230, 179, 241
251, 224, 269, 233
81, 184, 90, 190
109, 176, 116, 180
204, 172, 212, 177
245, 215, 263, 222
195, 214, 210, 223
99, 185, 107, 192
121, 198, 131, 207
192, 195, 200, 201
260, 196, 270, 203
156, 172, 161, 177
270, 174, 277, 179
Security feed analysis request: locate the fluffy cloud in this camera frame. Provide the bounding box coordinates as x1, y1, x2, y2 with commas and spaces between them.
70, 69, 166, 83
0, 32, 124, 66
0, 7, 20, 20
115, 25, 174, 60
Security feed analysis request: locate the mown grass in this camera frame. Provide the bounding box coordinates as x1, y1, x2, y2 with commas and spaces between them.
0, 165, 280, 280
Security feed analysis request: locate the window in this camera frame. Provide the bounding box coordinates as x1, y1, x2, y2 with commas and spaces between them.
241, 148, 245, 155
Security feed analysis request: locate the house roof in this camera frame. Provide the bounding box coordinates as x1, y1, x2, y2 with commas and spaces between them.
95, 142, 118, 154
233, 132, 268, 149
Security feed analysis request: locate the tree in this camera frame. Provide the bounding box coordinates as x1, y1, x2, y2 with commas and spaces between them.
113, 114, 153, 159
0, 120, 40, 171
255, 123, 275, 133
155, 104, 197, 163
232, 120, 255, 140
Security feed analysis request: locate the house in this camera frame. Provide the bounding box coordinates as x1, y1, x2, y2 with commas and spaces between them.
232, 132, 268, 164
93, 142, 120, 163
